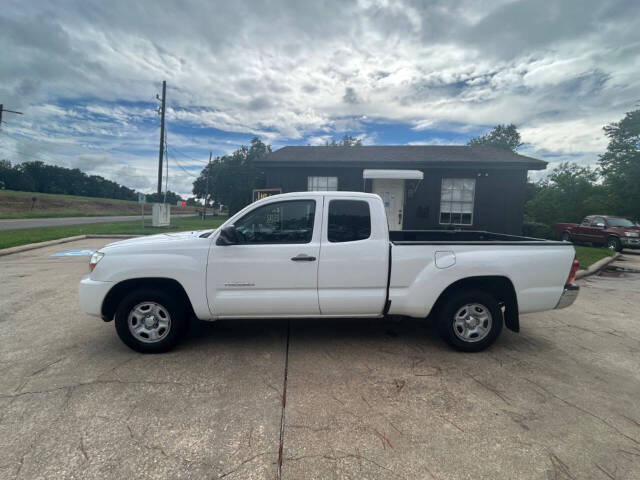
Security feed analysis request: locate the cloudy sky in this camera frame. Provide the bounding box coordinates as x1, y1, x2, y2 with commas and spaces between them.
1, 0, 639, 197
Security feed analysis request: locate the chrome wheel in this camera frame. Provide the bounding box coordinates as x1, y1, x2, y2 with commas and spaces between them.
453, 303, 492, 343
128, 302, 172, 343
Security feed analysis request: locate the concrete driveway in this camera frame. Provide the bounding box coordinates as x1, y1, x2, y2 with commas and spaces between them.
1, 240, 639, 479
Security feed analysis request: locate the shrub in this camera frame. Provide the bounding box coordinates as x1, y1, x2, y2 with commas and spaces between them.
522, 221, 554, 239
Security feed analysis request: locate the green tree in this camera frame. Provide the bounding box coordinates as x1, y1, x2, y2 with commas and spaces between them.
192, 137, 270, 215
524, 162, 609, 226
598, 109, 640, 220
146, 191, 183, 204
324, 135, 362, 146
0, 160, 138, 200
468, 124, 522, 152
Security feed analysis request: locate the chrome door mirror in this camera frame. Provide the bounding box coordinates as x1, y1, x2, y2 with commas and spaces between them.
216, 225, 238, 245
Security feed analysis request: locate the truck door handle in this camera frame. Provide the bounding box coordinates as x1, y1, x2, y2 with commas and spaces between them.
291, 254, 316, 262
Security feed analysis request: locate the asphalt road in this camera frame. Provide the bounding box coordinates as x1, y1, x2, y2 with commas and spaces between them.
0, 214, 196, 231
1, 239, 640, 479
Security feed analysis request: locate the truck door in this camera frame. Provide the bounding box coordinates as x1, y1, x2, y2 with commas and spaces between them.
574, 217, 592, 241
318, 196, 389, 315
589, 216, 607, 243
207, 198, 321, 317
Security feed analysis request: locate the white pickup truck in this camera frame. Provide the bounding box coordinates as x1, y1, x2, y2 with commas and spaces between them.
79, 191, 579, 353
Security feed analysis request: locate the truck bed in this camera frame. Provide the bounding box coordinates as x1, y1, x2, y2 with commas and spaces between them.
390, 230, 568, 245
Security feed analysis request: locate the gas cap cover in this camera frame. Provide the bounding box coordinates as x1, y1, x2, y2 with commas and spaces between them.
435, 251, 456, 269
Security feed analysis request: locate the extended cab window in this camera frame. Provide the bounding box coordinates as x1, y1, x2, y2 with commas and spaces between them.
234, 200, 315, 244
328, 200, 371, 242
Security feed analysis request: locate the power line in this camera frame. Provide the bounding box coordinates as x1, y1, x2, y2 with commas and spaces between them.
170, 154, 199, 177
168, 144, 210, 164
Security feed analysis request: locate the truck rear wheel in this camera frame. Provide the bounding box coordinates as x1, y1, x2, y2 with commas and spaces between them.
114, 289, 187, 353
436, 289, 503, 352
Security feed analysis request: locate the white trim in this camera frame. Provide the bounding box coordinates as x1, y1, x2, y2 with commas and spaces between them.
363, 169, 423, 180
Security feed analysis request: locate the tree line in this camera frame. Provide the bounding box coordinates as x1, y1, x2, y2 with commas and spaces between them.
0, 160, 140, 200
0, 159, 186, 203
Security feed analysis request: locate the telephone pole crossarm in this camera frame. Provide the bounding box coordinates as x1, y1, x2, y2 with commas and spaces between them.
0, 104, 24, 128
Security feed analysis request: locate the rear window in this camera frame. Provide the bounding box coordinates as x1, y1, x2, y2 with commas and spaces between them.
328, 200, 371, 242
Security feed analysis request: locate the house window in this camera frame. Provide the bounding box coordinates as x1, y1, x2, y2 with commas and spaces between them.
439, 178, 475, 226
308, 176, 338, 191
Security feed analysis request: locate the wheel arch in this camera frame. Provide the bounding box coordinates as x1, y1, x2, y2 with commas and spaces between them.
429, 276, 520, 332
101, 277, 195, 322
606, 235, 622, 251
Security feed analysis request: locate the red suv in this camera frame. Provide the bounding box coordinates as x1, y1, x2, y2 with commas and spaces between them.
555, 216, 640, 251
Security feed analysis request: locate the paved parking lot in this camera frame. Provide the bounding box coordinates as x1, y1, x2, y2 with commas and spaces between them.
1, 239, 640, 479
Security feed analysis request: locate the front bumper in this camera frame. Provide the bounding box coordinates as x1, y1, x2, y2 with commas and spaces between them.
621, 237, 640, 249
555, 283, 579, 309
78, 276, 113, 317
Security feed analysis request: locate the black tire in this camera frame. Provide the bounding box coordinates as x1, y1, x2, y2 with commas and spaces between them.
114, 288, 187, 353
436, 289, 503, 352
606, 236, 622, 252
562, 231, 571, 242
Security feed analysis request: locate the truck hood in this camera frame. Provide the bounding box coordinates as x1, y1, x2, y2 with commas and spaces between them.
609, 226, 640, 234
101, 229, 216, 251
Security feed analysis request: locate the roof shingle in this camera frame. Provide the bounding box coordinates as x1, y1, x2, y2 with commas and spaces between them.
258, 145, 547, 170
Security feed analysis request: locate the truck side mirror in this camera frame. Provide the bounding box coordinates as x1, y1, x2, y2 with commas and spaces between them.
216, 225, 238, 245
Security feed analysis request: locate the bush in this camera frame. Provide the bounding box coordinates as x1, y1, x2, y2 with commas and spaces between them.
522, 221, 554, 239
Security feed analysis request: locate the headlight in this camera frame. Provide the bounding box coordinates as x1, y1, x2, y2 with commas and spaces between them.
624, 232, 639, 237
89, 251, 105, 272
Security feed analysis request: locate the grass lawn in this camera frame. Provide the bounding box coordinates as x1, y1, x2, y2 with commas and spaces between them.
0, 189, 198, 218
0, 216, 225, 250
573, 245, 614, 270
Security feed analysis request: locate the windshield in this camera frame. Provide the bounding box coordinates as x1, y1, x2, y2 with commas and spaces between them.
607, 218, 635, 227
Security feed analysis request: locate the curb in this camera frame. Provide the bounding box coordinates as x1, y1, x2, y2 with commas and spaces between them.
575, 252, 621, 280
0, 234, 139, 257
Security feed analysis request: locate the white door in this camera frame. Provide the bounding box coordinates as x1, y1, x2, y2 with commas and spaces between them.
373, 179, 405, 230
318, 196, 389, 315
207, 199, 321, 317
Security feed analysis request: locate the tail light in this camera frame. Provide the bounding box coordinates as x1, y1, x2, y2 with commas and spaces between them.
566, 256, 579, 285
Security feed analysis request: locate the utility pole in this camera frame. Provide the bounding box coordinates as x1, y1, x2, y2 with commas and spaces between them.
0, 104, 23, 130
156, 81, 166, 195
203, 151, 212, 220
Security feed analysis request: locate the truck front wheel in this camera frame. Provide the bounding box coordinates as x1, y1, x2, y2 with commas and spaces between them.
606, 236, 622, 252
114, 289, 187, 353
437, 289, 503, 352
